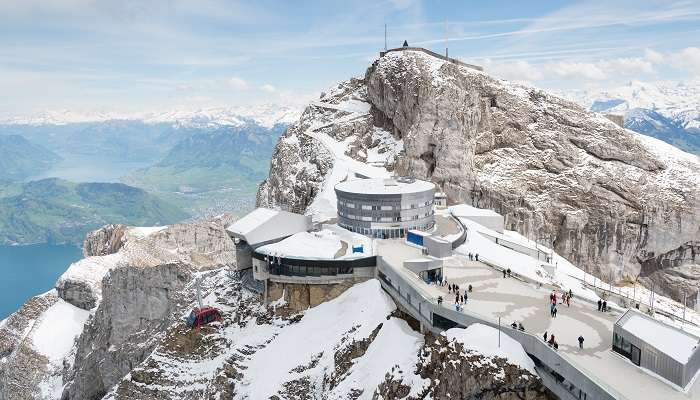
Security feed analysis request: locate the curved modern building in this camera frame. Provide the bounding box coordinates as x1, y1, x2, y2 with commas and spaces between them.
335, 177, 435, 238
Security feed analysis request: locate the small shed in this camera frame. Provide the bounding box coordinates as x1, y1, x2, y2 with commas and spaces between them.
450, 204, 504, 233
424, 235, 452, 258
404, 257, 443, 283
613, 309, 700, 389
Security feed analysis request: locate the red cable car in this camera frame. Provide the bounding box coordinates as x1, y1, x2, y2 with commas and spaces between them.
186, 306, 222, 329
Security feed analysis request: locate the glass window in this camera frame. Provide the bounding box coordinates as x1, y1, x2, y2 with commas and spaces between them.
347, 203, 355, 208
381, 205, 393, 210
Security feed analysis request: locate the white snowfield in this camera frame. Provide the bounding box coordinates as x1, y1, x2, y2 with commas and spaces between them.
445, 323, 536, 374
57, 253, 124, 302
235, 279, 428, 399
32, 298, 90, 362
257, 230, 342, 259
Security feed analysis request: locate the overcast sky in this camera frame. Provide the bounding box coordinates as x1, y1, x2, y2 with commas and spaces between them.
1, 0, 699, 115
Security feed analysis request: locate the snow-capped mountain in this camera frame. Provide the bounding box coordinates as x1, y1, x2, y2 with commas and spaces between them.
0, 104, 302, 130
562, 80, 700, 154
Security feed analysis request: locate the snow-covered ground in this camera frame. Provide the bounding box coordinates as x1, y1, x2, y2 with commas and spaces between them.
445, 323, 536, 374
257, 230, 343, 259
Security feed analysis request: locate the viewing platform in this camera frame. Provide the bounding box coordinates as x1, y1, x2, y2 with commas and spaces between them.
379, 46, 484, 72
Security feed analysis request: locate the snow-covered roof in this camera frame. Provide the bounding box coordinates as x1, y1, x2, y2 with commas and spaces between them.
256, 226, 373, 260
226, 208, 311, 247
617, 309, 700, 363
335, 177, 434, 196
450, 204, 501, 218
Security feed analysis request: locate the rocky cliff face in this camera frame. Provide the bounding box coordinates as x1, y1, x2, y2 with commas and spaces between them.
257, 49, 700, 300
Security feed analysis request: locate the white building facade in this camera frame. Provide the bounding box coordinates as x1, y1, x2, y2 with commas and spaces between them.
335, 177, 435, 238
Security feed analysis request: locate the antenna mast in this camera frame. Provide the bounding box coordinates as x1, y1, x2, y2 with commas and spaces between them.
384, 23, 387, 51
445, 19, 449, 58
196, 276, 203, 309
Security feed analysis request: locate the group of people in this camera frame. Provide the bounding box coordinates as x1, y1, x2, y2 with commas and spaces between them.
510, 321, 525, 331
467, 252, 479, 261
597, 298, 608, 312
549, 291, 559, 318
543, 331, 585, 351
502, 268, 512, 278
543, 331, 559, 350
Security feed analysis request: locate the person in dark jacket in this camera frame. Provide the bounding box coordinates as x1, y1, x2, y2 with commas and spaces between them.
602, 300, 608, 312
597, 299, 602, 311
543, 331, 548, 341
578, 335, 585, 349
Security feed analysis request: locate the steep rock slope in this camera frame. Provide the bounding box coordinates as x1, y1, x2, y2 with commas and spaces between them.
258, 50, 700, 299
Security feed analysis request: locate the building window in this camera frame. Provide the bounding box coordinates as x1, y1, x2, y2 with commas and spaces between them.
362, 216, 371, 221
362, 205, 372, 210
381, 205, 393, 210
347, 203, 355, 208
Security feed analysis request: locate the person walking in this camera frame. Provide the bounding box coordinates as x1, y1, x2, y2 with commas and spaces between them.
550, 303, 555, 317
543, 331, 548, 342
475, 253, 479, 261
578, 335, 585, 349
503, 269, 507, 278
553, 306, 558, 318
602, 300, 608, 312
569, 289, 573, 299
468, 284, 472, 292
597, 299, 602, 311
507, 268, 511, 277
548, 334, 556, 347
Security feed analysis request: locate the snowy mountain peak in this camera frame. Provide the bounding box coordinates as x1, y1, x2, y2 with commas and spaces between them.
0, 104, 303, 129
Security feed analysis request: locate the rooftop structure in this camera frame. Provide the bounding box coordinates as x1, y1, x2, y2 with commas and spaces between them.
226, 208, 311, 248
613, 309, 700, 389
450, 204, 504, 233
335, 177, 436, 239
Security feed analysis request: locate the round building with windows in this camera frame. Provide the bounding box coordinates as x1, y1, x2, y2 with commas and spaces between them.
335, 177, 436, 238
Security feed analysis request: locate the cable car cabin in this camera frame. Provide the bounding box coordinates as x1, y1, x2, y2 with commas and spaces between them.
186, 307, 222, 329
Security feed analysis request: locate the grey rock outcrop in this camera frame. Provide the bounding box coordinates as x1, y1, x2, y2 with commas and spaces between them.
63, 262, 194, 400
83, 224, 127, 257
257, 49, 700, 300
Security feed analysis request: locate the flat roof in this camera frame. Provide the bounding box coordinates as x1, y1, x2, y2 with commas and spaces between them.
450, 204, 502, 218
226, 207, 311, 247
618, 310, 700, 363
335, 177, 435, 196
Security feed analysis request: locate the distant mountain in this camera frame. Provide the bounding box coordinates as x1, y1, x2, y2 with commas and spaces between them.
0, 178, 188, 245
563, 80, 700, 154
123, 122, 286, 216
0, 104, 301, 130
0, 135, 62, 181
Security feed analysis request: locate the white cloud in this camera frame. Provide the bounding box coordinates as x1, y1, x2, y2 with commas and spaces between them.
599, 57, 655, 75
260, 84, 276, 93
548, 61, 607, 80
226, 77, 249, 90
486, 59, 544, 82
644, 48, 663, 64
672, 47, 700, 76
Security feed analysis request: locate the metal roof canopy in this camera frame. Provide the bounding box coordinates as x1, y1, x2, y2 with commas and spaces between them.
226, 207, 311, 248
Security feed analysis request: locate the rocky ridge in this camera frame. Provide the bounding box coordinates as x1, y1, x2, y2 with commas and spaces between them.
257, 49, 700, 301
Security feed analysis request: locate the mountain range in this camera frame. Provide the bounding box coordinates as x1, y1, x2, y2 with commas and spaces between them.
563, 80, 700, 155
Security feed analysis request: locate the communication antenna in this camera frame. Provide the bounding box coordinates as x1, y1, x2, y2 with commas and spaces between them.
196, 275, 204, 309
445, 19, 449, 58
384, 23, 388, 51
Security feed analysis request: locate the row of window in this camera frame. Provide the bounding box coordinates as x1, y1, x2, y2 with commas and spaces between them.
338, 200, 433, 210
339, 211, 434, 222
269, 264, 354, 277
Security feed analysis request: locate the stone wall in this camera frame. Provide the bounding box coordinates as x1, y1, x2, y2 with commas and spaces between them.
267, 279, 369, 311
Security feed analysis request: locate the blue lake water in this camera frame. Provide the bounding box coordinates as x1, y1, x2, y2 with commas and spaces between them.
27, 153, 153, 183
0, 244, 83, 320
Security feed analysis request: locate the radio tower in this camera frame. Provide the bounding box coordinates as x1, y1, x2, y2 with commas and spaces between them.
445, 19, 449, 58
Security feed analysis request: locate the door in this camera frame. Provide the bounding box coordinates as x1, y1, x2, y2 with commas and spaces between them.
630, 344, 641, 366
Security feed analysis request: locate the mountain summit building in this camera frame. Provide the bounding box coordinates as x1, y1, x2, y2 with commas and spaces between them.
335, 177, 436, 239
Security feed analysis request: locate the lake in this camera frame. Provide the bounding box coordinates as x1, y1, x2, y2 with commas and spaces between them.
0, 244, 83, 320
27, 153, 154, 183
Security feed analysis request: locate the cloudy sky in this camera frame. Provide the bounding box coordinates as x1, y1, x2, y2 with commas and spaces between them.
1, 0, 699, 115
